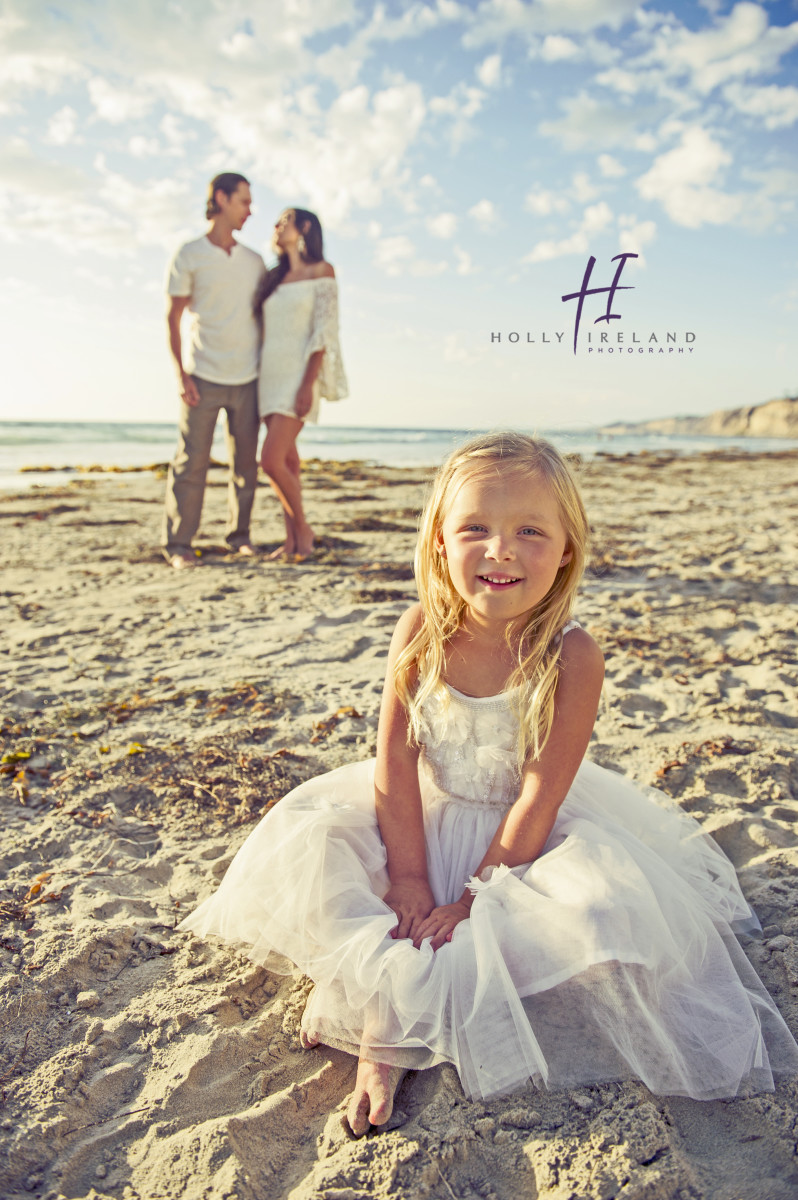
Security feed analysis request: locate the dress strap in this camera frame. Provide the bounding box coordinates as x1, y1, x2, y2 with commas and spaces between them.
560, 619, 581, 637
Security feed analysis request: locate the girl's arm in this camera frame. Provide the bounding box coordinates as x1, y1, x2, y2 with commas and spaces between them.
415, 628, 605, 950
374, 604, 437, 942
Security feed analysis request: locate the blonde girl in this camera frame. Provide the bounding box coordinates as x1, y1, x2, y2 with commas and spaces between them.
182, 432, 798, 1135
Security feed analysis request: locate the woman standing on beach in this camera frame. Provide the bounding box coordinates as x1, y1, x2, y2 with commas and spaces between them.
255, 208, 347, 560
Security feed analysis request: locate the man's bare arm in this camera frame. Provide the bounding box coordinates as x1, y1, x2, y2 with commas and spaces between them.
167, 296, 200, 408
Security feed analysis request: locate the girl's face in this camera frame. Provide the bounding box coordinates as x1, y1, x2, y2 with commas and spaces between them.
437, 468, 571, 629
273, 209, 299, 251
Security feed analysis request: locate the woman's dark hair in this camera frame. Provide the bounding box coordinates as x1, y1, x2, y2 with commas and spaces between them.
253, 208, 324, 312
206, 172, 249, 219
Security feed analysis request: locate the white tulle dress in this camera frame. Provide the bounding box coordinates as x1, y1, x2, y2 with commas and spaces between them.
180, 627, 798, 1101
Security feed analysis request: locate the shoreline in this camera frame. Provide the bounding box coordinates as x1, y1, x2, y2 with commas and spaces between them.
2, 453, 798, 1199
4, 442, 798, 494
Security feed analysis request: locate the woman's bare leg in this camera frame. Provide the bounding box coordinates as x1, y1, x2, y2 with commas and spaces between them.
268, 509, 296, 559
346, 1058, 406, 1136
260, 414, 314, 558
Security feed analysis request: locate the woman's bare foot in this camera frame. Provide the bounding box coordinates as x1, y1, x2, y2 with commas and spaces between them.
345, 1059, 406, 1137
299, 1028, 320, 1049
294, 525, 315, 561
268, 540, 295, 560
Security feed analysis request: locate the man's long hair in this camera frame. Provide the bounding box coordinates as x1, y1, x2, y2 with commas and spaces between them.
206, 173, 249, 219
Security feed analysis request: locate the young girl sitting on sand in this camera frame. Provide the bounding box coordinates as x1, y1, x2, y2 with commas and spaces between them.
181, 432, 798, 1134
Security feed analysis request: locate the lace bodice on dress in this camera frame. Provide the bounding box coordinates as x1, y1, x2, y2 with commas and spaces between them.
417, 621, 580, 810
419, 686, 520, 809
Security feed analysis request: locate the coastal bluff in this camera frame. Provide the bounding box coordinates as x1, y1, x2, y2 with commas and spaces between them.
600, 394, 798, 438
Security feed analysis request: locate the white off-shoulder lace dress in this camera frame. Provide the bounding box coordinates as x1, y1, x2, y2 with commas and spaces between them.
180, 626, 798, 1100
258, 277, 347, 424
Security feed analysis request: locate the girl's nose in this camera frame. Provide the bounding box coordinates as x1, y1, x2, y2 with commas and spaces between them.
485, 533, 513, 559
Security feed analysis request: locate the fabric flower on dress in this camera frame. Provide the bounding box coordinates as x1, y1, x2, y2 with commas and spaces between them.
474, 743, 517, 773
466, 863, 514, 894
420, 688, 471, 749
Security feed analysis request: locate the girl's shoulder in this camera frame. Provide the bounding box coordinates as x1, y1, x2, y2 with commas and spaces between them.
558, 624, 605, 685
391, 603, 424, 648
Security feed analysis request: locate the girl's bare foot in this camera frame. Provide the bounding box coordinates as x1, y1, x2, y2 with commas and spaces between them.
299, 1028, 320, 1049
268, 541, 294, 560
345, 1059, 406, 1137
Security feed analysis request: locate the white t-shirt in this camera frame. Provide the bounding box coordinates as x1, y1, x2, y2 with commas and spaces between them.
166, 236, 266, 385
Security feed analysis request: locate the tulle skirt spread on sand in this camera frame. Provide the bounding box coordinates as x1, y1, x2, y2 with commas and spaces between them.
180, 757, 798, 1100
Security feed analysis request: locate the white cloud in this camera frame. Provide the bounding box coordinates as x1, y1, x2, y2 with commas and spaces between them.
373, 234, 448, 278
430, 82, 485, 146
598, 153, 625, 177
525, 201, 613, 263
618, 215, 656, 264
525, 229, 589, 263
604, 2, 798, 111
539, 91, 646, 150
0, 141, 135, 254
128, 135, 161, 158
159, 114, 194, 156
0, 47, 82, 113
220, 30, 258, 60
635, 126, 742, 228
647, 2, 798, 94
583, 201, 613, 233
373, 235, 414, 275
46, 106, 80, 146
525, 188, 569, 217
540, 35, 580, 62
571, 172, 599, 202
454, 246, 476, 274
723, 81, 798, 129
427, 212, 458, 238
476, 53, 502, 87
469, 198, 498, 228
463, 0, 640, 44
88, 77, 154, 124
0, 137, 88, 199
594, 66, 644, 96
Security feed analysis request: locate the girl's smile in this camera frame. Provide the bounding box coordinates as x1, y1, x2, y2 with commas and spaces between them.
438, 469, 571, 625
478, 573, 522, 588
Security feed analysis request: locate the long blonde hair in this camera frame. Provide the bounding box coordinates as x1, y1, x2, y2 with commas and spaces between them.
394, 431, 589, 763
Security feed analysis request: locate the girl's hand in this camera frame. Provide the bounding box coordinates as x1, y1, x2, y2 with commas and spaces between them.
383, 878, 436, 943
294, 380, 314, 418
414, 900, 471, 951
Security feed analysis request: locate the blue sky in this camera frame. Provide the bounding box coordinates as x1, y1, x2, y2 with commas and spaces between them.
1, 0, 796, 430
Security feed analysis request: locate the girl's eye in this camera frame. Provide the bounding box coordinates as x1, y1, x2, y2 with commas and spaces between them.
464, 524, 486, 533
521, 527, 540, 537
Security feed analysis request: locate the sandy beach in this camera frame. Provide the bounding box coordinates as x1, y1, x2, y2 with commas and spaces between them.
2, 449, 798, 1200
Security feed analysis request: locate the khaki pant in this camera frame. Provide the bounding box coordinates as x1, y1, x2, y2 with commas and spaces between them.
162, 377, 259, 556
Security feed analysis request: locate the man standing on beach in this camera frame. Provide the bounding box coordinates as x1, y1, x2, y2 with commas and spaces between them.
162, 172, 265, 568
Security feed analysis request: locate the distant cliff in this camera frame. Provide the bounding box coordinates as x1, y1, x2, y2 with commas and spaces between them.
600, 395, 798, 439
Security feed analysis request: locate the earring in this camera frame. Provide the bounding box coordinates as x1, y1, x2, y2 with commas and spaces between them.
297, 234, 306, 256
559, 557, 567, 566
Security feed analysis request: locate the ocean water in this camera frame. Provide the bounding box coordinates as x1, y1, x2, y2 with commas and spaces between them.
1, 420, 796, 492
